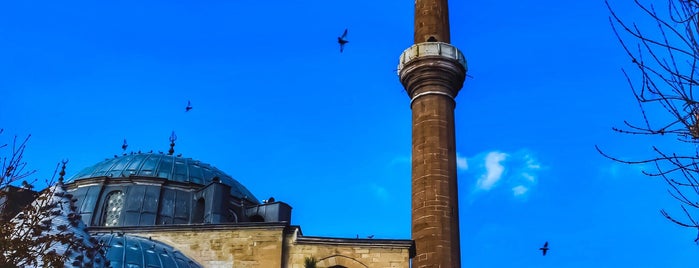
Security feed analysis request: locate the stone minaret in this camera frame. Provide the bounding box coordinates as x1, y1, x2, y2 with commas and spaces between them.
397, 0, 467, 267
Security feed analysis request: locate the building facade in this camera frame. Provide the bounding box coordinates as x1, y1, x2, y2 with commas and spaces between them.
60, 152, 414, 267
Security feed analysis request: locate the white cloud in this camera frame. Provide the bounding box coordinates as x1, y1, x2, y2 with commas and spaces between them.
476, 151, 509, 190
466, 149, 545, 199
456, 153, 468, 171
392, 149, 544, 199
512, 185, 528, 196
524, 154, 542, 170
521, 172, 536, 183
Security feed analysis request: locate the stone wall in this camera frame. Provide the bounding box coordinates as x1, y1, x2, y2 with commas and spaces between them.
93, 223, 287, 267
287, 235, 413, 268
90, 223, 413, 268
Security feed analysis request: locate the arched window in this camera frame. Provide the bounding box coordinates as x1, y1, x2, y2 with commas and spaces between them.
103, 191, 125, 226
317, 255, 367, 268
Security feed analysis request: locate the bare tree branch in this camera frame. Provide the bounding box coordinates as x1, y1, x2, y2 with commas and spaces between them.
0, 131, 107, 266
604, 0, 699, 241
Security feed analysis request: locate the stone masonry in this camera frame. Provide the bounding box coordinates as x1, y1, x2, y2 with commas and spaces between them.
398, 0, 467, 267
90, 223, 413, 268
414, 0, 451, 43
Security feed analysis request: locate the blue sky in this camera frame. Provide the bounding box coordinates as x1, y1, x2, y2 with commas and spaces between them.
1, 0, 697, 266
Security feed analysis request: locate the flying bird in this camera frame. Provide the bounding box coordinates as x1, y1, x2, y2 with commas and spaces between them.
185, 100, 193, 112
121, 139, 128, 151
539, 241, 549, 256
337, 28, 349, 53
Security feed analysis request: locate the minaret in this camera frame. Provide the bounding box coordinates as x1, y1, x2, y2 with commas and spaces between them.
397, 1, 467, 267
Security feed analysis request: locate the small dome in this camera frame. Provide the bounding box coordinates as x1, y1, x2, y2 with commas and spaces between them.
94, 233, 202, 268
70, 153, 259, 203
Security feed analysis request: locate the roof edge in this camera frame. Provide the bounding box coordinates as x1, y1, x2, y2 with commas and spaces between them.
295, 235, 414, 249
87, 221, 291, 233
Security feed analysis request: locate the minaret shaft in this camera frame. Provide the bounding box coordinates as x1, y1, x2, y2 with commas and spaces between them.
411, 94, 461, 268
399, 1, 466, 267
414, 0, 451, 43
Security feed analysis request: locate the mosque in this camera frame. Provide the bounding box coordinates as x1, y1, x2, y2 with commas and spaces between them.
2, 0, 467, 267
60, 147, 414, 267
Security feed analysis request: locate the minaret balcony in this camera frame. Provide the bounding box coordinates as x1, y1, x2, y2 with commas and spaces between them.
397, 42, 468, 104
397, 42, 467, 76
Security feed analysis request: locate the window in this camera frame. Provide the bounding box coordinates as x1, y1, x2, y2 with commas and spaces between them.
103, 191, 125, 226
193, 198, 205, 223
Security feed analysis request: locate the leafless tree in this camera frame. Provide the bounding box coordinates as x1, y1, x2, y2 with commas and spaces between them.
0, 128, 37, 222
0, 130, 107, 266
0, 129, 36, 188
4, 179, 107, 267
601, 0, 699, 241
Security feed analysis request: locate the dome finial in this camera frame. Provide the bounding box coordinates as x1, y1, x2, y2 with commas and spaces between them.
168, 131, 177, 155
58, 159, 69, 183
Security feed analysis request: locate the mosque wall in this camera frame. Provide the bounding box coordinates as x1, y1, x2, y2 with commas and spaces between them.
90, 223, 413, 268
286, 235, 413, 268
96, 223, 287, 267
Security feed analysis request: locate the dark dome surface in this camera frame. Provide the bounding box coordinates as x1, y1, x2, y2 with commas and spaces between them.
70, 153, 259, 203
94, 233, 202, 268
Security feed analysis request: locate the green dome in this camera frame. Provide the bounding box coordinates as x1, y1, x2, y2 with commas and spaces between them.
69, 153, 259, 203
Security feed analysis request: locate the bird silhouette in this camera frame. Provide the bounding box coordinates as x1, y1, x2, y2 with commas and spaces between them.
338, 28, 349, 53
539, 241, 549, 256
185, 100, 193, 112
21, 180, 33, 190
367, 235, 374, 239
121, 139, 128, 151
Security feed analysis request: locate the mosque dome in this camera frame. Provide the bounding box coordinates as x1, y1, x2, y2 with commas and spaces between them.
94, 233, 202, 268
69, 153, 259, 203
